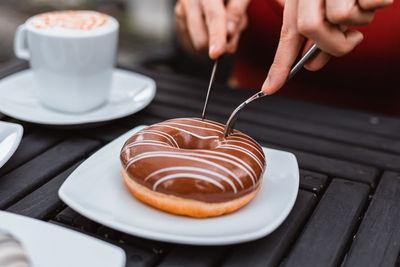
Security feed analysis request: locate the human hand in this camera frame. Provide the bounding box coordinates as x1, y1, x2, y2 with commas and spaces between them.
262, 0, 393, 94
174, 0, 251, 59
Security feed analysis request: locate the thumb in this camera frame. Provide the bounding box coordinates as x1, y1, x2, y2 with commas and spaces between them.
262, 29, 304, 94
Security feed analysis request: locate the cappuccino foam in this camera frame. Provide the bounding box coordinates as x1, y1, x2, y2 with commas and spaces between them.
27, 11, 118, 36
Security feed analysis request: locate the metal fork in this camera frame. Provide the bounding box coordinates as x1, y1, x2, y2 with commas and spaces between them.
223, 44, 319, 137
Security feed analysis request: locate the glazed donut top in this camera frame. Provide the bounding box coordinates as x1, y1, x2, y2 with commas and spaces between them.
120, 118, 266, 203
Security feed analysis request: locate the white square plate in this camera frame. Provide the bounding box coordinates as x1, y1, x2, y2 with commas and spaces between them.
0, 121, 23, 169
0, 211, 125, 267
59, 126, 299, 245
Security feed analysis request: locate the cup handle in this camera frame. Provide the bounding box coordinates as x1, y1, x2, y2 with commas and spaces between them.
14, 25, 30, 60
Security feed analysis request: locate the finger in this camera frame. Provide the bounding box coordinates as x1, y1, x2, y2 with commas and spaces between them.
326, 0, 375, 26
338, 25, 348, 32
175, 2, 207, 57
226, 16, 248, 53
181, 0, 208, 50
174, 1, 185, 20
298, 0, 364, 57
225, 31, 240, 53
302, 40, 332, 71
226, 0, 251, 35
358, 0, 393, 10
201, 0, 227, 59
175, 3, 192, 50
262, 0, 304, 95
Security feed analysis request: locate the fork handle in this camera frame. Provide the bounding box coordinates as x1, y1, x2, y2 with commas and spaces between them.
286, 44, 319, 82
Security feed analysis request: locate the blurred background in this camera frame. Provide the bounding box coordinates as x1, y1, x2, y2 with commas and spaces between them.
0, 0, 172, 67
0, 0, 226, 81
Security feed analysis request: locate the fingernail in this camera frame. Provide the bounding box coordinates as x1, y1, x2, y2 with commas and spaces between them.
356, 32, 364, 45
227, 21, 236, 34
261, 77, 270, 95
209, 44, 216, 55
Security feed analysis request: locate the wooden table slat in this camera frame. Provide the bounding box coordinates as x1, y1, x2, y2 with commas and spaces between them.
269, 145, 378, 186
118, 113, 164, 128
158, 246, 228, 267
76, 124, 131, 144
221, 190, 317, 267
57, 207, 171, 252
343, 171, 400, 267
299, 169, 328, 194
0, 130, 64, 177
0, 138, 100, 209
101, 227, 170, 253
55, 207, 100, 233
6, 162, 81, 219
283, 179, 370, 267
255, 96, 400, 140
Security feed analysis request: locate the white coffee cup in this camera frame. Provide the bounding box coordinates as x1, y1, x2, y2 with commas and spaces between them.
14, 11, 119, 113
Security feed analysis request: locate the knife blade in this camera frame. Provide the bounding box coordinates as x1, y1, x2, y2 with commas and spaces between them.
201, 59, 219, 120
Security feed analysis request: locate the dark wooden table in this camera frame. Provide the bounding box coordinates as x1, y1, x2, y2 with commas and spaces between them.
1, 59, 400, 267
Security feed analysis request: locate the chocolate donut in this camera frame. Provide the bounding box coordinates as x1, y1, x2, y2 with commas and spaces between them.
120, 118, 266, 218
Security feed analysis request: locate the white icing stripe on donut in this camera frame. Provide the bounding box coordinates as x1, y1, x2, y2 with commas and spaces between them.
153, 173, 225, 191
230, 135, 262, 149
144, 166, 237, 193
181, 118, 225, 130
176, 152, 256, 185
219, 144, 264, 169
155, 125, 219, 140
122, 141, 171, 154
141, 129, 180, 148
126, 152, 244, 188
122, 140, 169, 150
229, 133, 259, 150
223, 139, 265, 159
139, 131, 175, 147
161, 122, 223, 133
130, 150, 254, 186
126, 141, 169, 146
124, 142, 257, 185
195, 150, 257, 181
219, 145, 264, 170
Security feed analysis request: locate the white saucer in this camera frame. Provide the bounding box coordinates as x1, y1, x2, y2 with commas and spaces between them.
0, 211, 125, 267
0, 121, 23, 169
59, 126, 299, 245
0, 69, 156, 125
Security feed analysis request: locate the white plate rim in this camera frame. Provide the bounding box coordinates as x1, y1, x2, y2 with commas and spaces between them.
0, 121, 23, 169
59, 126, 299, 245
0, 69, 156, 125
0, 210, 126, 267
